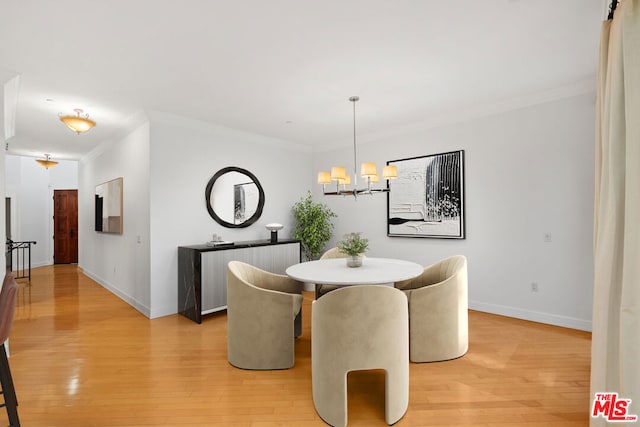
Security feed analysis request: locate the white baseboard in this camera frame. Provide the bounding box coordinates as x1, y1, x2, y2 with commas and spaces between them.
81, 269, 152, 318
11, 260, 52, 270
31, 260, 52, 269
59, 268, 595, 331
469, 300, 592, 332
149, 305, 179, 319
10, 260, 51, 276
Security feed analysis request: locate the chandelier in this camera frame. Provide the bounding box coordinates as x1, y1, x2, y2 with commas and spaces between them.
317, 96, 397, 197
59, 109, 96, 134
35, 154, 58, 169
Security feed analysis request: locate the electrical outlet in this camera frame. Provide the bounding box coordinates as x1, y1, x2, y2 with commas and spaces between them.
531, 282, 539, 292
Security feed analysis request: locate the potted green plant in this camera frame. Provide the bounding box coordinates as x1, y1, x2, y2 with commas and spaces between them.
336, 232, 369, 267
292, 191, 337, 261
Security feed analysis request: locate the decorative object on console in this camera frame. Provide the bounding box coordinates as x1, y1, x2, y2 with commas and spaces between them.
59, 109, 96, 134
206, 234, 233, 247
265, 223, 283, 243
95, 177, 123, 234
205, 166, 265, 228
317, 96, 398, 198
387, 150, 465, 239
35, 154, 58, 169
336, 232, 369, 268
292, 191, 337, 261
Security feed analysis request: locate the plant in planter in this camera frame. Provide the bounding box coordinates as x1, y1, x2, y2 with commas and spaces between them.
336, 232, 369, 267
292, 191, 337, 261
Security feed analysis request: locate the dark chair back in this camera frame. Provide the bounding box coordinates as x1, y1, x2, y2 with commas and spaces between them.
0, 276, 19, 343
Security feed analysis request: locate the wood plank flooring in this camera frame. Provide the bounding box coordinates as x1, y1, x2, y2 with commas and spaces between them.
7, 265, 591, 426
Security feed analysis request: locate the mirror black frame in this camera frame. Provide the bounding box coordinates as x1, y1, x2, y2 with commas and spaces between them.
205, 166, 265, 228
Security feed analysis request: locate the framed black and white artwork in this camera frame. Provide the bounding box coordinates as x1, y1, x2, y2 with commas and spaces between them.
387, 150, 465, 239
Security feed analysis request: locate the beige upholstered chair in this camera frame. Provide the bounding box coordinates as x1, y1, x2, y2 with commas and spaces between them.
315, 247, 354, 299
395, 255, 468, 363
227, 261, 303, 370
312, 285, 409, 427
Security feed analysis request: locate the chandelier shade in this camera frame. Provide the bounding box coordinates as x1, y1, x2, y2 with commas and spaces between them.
318, 96, 397, 197
35, 154, 58, 169
330, 166, 347, 181
360, 162, 378, 178
59, 109, 96, 134
382, 165, 398, 180
317, 171, 331, 185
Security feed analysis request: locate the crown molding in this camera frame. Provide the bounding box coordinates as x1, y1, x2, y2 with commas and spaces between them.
314, 78, 596, 153
146, 110, 312, 154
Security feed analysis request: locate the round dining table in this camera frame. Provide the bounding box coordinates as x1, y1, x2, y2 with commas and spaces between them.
285, 257, 423, 286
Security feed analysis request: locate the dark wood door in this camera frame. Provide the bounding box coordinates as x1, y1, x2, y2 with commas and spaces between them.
54, 190, 78, 264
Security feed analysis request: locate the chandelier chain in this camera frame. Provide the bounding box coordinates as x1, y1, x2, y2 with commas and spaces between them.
352, 96, 358, 187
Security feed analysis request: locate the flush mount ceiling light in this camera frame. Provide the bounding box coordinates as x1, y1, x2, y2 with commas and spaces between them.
318, 96, 398, 198
59, 108, 96, 134
35, 154, 58, 169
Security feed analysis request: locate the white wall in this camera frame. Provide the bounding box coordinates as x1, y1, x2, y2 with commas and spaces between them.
313, 92, 595, 331
5, 155, 78, 267
78, 123, 151, 315
148, 112, 312, 318
78, 112, 312, 319
0, 83, 5, 276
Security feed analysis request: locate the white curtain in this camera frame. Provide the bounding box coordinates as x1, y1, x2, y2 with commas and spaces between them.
592, 1, 640, 425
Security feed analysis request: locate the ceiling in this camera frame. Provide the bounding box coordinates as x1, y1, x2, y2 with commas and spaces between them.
1, 0, 607, 161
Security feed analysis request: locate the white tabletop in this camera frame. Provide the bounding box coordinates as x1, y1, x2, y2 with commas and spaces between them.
286, 257, 423, 286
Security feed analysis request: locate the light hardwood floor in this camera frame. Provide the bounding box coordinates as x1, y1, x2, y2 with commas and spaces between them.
7, 265, 591, 427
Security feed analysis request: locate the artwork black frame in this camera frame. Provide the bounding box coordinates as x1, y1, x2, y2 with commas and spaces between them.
386, 150, 465, 239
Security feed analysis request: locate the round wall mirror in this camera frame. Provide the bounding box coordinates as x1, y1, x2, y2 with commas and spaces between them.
205, 166, 265, 228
